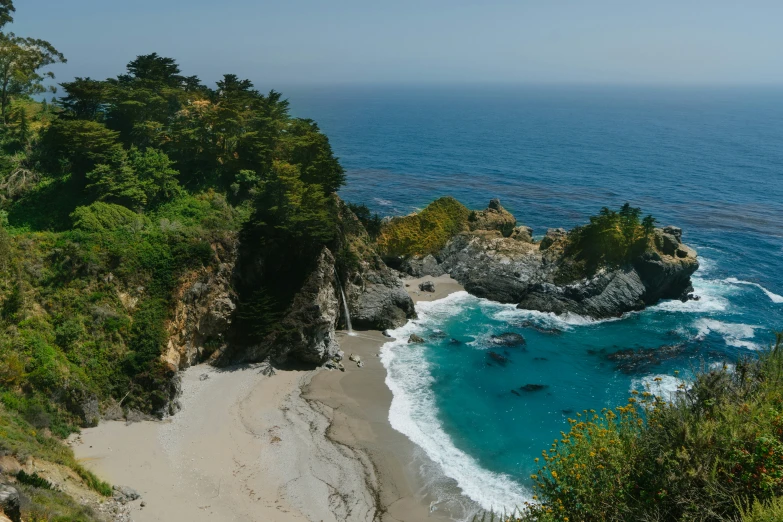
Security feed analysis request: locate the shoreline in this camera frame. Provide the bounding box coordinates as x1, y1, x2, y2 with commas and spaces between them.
71, 274, 471, 521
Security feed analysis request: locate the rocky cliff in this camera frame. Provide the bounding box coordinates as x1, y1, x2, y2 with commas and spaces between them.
163, 235, 238, 370
400, 200, 699, 319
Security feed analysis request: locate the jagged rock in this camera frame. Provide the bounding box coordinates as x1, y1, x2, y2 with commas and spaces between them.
245, 248, 340, 365
113, 485, 141, 504
333, 350, 344, 362
163, 236, 238, 370
436, 224, 698, 319
348, 265, 416, 330
663, 226, 682, 241
490, 333, 527, 347
400, 254, 445, 277
357, 360, 364, 368
348, 354, 359, 362
419, 281, 436, 292
467, 199, 517, 237
510, 226, 534, 243
0, 484, 20, 522
79, 396, 100, 428
408, 334, 425, 344
539, 228, 567, 250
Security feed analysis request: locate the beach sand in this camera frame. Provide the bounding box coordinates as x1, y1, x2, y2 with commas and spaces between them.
72, 275, 470, 521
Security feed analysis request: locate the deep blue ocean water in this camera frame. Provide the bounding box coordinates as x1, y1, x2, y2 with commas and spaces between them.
288, 86, 783, 514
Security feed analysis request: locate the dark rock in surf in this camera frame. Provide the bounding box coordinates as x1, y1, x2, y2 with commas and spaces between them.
490, 332, 527, 347
408, 334, 425, 344
488, 351, 509, 366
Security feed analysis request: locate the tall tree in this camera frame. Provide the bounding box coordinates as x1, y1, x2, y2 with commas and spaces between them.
0, 0, 14, 29
0, 32, 66, 123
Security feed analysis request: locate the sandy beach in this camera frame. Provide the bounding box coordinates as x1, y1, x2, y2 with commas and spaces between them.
72, 275, 468, 521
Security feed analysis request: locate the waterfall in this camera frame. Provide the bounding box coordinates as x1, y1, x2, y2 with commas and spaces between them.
334, 270, 355, 335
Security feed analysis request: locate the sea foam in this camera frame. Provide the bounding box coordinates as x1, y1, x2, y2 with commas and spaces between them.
382, 293, 532, 513
724, 277, 783, 304
694, 318, 761, 350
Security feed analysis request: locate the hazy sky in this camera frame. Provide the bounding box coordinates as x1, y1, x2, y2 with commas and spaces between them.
10, 0, 783, 88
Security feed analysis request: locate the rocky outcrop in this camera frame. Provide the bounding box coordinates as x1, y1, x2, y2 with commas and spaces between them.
516, 230, 698, 318
250, 248, 341, 364
467, 198, 516, 236
0, 484, 19, 522
399, 254, 445, 277
402, 200, 699, 319
338, 201, 416, 330
163, 236, 238, 370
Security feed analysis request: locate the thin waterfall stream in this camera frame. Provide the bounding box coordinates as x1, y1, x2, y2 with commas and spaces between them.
334, 270, 355, 336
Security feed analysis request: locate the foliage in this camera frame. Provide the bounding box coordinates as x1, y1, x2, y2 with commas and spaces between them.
16, 470, 53, 489
70, 201, 147, 232
740, 496, 783, 522
0, 31, 66, 122
526, 332, 783, 522
346, 202, 382, 239
559, 203, 656, 281
375, 196, 470, 257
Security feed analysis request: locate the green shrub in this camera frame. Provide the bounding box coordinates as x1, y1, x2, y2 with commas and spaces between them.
376, 196, 470, 257
740, 496, 783, 522
16, 470, 53, 490
563, 203, 656, 278
70, 201, 146, 232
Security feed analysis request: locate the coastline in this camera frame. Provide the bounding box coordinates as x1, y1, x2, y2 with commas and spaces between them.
71, 274, 472, 521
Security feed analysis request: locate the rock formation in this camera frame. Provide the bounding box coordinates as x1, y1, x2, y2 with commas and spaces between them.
164, 235, 238, 370
398, 199, 699, 319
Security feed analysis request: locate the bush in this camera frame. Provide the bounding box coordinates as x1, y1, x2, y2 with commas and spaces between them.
564, 203, 656, 277
16, 470, 53, 490
376, 196, 470, 257
70, 201, 145, 232
740, 496, 783, 522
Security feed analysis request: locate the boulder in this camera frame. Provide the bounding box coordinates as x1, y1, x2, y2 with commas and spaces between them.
408, 334, 425, 344
489, 332, 527, 347
467, 199, 517, 237
349, 266, 416, 330
510, 226, 534, 243
419, 281, 435, 292
539, 228, 566, 250
0, 484, 20, 522
113, 485, 141, 504
400, 254, 445, 277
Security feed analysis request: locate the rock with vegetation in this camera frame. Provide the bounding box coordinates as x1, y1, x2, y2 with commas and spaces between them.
381, 202, 698, 319
467, 198, 517, 236
337, 200, 416, 330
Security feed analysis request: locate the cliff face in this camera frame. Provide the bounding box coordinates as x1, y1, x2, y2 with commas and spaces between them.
401, 200, 699, 319
163, 235, 238, 370
339, 201, 416, 330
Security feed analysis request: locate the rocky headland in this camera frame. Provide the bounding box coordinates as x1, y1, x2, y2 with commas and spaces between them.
392, 198, 699, 319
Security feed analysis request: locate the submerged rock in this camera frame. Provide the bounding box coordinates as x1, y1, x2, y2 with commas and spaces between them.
606, 343, 688, 374
488, 351, 509, 366
489, 332, 527, 347
520, 384, 548, 392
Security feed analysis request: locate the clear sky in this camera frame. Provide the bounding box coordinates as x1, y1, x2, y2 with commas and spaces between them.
9, 0, 783, 88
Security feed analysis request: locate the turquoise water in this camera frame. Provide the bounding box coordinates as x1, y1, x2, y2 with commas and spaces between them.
287, 86, 783, 513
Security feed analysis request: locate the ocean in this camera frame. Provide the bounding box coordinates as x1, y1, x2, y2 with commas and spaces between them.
287, 85, 783, 514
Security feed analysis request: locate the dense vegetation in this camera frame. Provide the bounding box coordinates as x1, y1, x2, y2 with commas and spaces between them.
375, 196, 470, 257
0, 1, 346, 515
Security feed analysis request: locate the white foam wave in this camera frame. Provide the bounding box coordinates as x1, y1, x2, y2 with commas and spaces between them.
631, 374, 690, 402
373, 197, 393, 206
694, 318, 761, 350
382, 296, 531, 512
724, 277, 783, 304
652, 276, 733, 313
